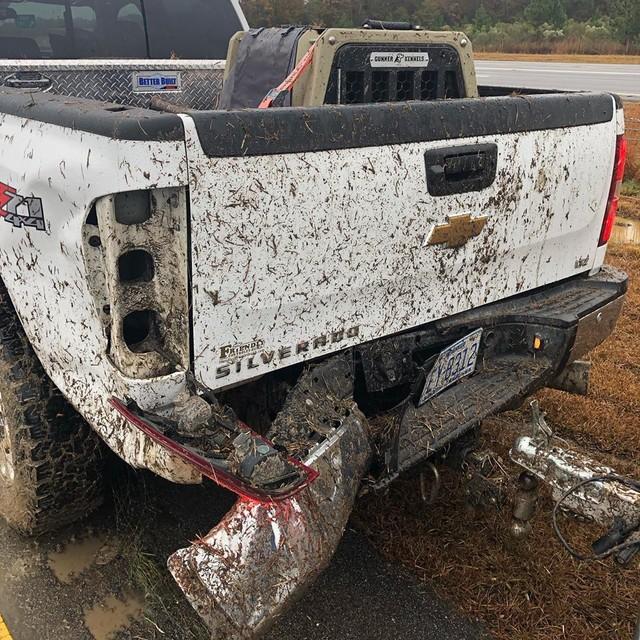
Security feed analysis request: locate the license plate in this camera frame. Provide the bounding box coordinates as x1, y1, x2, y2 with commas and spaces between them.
418, 329, 483, 406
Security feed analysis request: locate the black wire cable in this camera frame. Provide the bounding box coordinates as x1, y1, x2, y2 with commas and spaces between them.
552, 474, 640, 561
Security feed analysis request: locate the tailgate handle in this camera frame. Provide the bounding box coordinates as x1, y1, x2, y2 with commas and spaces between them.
4, 72, 52, 91
425, 143, 498, 197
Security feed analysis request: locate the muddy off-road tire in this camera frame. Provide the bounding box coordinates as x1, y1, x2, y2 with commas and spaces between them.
0, 280, 104, 535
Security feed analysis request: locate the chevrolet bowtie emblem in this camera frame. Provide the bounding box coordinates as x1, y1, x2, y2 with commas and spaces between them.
425, 213, 489, 249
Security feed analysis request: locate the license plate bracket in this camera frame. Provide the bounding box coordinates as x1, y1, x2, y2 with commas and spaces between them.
418, 328, 483, 406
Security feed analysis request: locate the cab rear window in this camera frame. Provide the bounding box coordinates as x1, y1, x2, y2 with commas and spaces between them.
0, 0, 146, 59
0, 0, 244, 60
143, 0, 244, 60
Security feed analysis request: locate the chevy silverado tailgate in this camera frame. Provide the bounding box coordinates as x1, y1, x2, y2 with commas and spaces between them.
182, 93, 619, 390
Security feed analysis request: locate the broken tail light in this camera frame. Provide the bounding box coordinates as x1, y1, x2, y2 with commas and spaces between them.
84, 188, 190, 379
109, 397, 319, 502
599, 134, 627, 247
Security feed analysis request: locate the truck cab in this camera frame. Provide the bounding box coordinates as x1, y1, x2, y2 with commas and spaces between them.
0, 0, 246, 59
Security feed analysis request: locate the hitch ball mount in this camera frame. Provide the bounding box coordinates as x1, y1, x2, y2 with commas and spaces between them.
510, 401, 640, 565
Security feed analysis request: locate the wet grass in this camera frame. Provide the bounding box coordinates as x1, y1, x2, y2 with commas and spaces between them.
358, 244, 640, 640
110, 471, 214, 640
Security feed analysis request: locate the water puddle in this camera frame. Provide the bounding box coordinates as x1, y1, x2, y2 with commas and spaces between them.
47, 533, 120, 584
83, 592, 144, 640
612, 216, 640, 246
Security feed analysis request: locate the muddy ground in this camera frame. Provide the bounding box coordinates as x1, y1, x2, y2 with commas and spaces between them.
0, 466, 488, 640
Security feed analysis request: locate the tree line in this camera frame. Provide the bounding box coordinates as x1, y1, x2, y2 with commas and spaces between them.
239, 0, 640, 53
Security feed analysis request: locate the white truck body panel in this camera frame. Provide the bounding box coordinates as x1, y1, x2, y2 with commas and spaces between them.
185, 116, 616, 390
0, 110, 198, 482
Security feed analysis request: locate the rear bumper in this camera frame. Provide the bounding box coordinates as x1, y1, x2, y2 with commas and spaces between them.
371, 265, 628, 488
436, 264, 627, 354
428, 264, 628, 381
569, 295, 625, 363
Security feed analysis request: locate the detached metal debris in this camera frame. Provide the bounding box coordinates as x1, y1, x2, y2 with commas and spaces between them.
168, 356, 371, 639
511, 401, 640, 564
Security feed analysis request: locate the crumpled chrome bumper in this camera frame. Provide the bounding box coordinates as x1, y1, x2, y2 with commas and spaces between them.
168, 412, 370, 639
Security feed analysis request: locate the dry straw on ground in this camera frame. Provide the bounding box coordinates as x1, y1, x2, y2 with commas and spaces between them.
624, 103, 640, 183
475, 52, 640, 65
618, 102, 639, 221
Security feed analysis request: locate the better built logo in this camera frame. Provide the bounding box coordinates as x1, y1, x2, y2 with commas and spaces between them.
133, 72, 182, 93
0, 183, 46, 232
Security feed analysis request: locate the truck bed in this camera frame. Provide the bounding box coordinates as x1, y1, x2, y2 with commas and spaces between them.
0, 86, 622, 477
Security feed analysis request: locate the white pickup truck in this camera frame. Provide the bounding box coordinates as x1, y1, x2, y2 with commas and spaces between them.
0, 2, 629, 638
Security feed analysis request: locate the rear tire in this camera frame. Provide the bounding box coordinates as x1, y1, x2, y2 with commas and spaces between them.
0, 280, 104, 536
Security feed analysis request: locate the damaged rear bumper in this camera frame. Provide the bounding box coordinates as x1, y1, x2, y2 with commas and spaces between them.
168, 411, 370, 639
118, 267, 626, 639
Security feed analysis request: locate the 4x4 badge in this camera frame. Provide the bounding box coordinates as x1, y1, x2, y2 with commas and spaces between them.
0, 182, 46, 232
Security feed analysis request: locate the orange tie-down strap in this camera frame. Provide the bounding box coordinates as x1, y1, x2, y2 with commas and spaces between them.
258, 41, 318, 109
0, 615, 13, 640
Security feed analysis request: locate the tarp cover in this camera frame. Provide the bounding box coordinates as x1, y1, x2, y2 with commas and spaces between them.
220, 26, 308, 109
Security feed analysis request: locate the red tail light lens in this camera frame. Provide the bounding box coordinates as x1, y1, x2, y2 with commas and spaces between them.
599, 134, 628, 246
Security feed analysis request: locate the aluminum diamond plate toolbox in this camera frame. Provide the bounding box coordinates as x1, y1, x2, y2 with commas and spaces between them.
0, 59, 225, 109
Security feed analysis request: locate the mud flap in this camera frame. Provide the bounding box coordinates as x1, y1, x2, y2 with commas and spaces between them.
168, 370, 370, 639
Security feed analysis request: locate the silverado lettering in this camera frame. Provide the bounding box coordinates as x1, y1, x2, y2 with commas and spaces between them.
215, 326, 361, 378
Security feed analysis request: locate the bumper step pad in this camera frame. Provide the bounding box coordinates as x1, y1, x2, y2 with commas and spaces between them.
376, 357, 554, 490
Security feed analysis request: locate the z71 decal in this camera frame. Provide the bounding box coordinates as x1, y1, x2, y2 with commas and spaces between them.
0, 182, 46, 232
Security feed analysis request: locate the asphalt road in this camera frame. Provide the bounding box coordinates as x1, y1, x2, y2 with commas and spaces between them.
475, 60, 640, 100
0, 474, 488, 640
